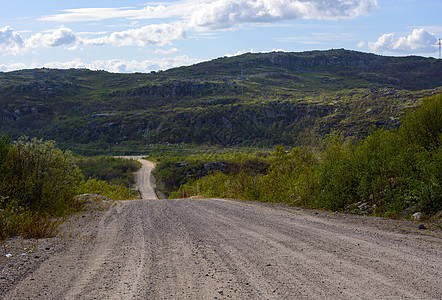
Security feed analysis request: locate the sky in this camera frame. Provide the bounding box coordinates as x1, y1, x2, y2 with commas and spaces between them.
0, 0, 441, 73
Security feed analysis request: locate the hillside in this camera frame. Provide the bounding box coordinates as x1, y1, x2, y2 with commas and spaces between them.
0, 49, 441, 152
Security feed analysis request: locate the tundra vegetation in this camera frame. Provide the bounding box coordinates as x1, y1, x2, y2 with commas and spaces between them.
0, 138, 141, 240
1, 50, 441, 239
154, 94, 441, 220
1, 50, 441, 150
75, 156, 141, 200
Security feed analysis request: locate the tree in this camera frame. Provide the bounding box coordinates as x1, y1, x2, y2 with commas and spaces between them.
0, 133, 11, 167
400, 94, 442, 150
0, 137, 82, 214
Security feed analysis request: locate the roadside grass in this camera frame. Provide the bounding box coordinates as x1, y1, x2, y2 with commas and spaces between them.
0, 209, 63, 240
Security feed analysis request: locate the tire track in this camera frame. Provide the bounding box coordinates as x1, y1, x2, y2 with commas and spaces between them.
4, 197, 441, 299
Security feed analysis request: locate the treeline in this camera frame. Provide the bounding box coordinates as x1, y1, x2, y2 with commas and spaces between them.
75, 156, 141, 186
0, 138, 141, 240
160, 94, 441, 219
152, 152, 269, 198
75, 156, 142, 201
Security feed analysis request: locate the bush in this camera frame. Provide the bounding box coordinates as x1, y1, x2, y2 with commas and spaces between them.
75, 156, 141, 186
76, 179, 134, 200
400, 94, 442, 150
0, 137, 82, 214
0, 137, 143, 240
151, 94, 442, 219
0, 133, 10, 167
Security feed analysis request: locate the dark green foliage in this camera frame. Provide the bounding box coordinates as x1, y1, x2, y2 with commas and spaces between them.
161, 95, 441, 218
0, 50, 440, 150
0, 133, 11, 166
75, 156, 141, 186
152, 152, 269, 198
0, 136, 83, 240
0, 137, 82, 213
73, 156, 142, 201
400, 94, 442, 150
0, 135, 144, 240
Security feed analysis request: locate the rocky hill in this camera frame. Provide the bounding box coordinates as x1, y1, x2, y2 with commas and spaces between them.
0, 49, 441, 152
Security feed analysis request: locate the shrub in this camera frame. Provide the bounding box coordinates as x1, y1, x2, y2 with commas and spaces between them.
0, 137, 82, 214
0, 133, 10, 167
76, 179, 133, 200
400, 94, 442, 150
75, 156, 141, 186
154, 94, 442, 218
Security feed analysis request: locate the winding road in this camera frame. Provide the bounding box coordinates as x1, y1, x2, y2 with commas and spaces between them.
3, 159, 441, 299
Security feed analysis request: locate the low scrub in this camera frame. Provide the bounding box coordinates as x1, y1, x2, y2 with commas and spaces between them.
152, 151, 269, 198
0, 137, 81, 240
0, 138, 141, 240
76, 179, 136, 201
75, 156, 142, 200
168, 94, 442, 219
75, 156, 141, 186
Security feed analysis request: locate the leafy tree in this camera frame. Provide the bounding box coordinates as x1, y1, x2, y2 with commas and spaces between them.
400, 94, 442, 150
0, 133, 11, 167
0, 137, 82, 214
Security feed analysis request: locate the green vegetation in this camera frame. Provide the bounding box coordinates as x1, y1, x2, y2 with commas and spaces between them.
76, 179, 136, 201
0, 137, 82, 240
151, 151, 269, 198
75, 156, 141, 186
1, 50, 441, 237
0, 137, 142, 240
158, 94, 442, 219
75, 156, 142, 199
0, 50, 441, 151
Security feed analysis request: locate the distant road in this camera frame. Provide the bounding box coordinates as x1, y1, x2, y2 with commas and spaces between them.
3, 162, 441, 299
116, 156, 158, 199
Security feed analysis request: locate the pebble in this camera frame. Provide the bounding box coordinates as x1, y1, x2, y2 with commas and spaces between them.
418, 224, 427, 230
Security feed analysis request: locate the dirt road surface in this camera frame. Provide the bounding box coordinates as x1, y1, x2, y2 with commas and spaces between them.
2, 161, 441, 299
116, 156, 158, 199
133, 158, 158, 199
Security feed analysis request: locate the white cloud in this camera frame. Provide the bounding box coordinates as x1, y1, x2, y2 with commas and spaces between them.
8, 0, 379, 57
153, 48, 180, 55
0, 26, 25, 55
26, 27, 77, 48
0, 56, 202, 73
81, 23, 187, 47
0, 26, 80, 56
88, 56, 200, 72
369, 28, 438, 53
225, 48, 255, 57
185, 0, 379, 30
3, 1, 382, 60
40, 7, 142, 22
40, 4, 186, 22
0, 23, 187, 56
40, 1, 379, 30
271, 48, 287, 52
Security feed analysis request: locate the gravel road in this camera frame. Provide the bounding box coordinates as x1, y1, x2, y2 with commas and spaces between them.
133, 158, 158, 200
2, 160, 441, 299
115, 156, 158, 200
